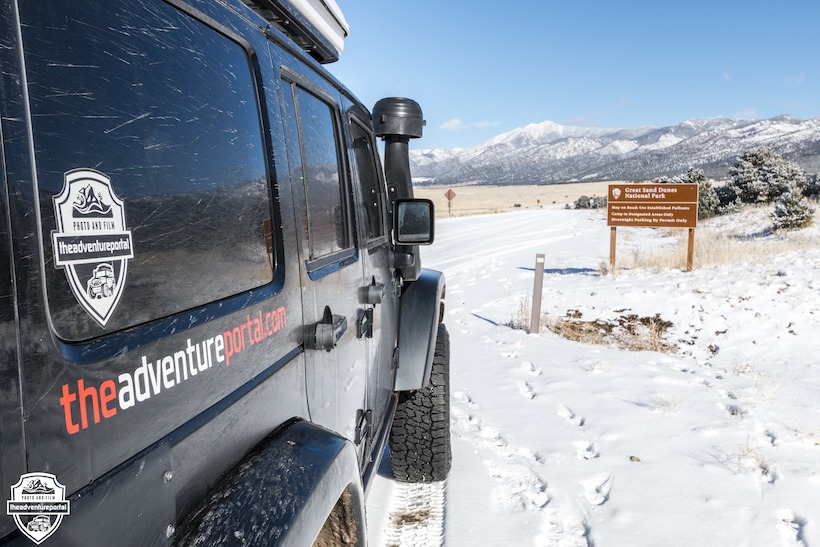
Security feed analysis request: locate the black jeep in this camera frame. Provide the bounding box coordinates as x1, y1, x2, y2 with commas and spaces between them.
0, 0, 450, 544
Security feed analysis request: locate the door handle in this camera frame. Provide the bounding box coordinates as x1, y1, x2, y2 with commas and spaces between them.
366, 282, 384, 305
360, 280, 385, 305
310, 308, 348, 351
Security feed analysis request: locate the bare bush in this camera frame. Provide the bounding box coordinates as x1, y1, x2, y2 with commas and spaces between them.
509, 304, 676, 353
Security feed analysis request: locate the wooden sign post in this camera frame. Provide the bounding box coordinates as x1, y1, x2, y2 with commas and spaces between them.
607, 183, 699, 272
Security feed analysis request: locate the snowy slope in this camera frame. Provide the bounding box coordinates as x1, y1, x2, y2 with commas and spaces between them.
367, 205, 820, 546
411, 116, 820, 184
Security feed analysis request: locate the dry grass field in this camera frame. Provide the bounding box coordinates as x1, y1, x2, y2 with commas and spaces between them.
413, 181, 612, 218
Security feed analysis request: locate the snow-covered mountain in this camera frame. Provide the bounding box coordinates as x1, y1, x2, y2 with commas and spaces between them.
410, 115, 820, 185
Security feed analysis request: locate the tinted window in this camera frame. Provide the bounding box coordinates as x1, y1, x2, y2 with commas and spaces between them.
292, 86, 351, 261
22, 2, 274, 340
350, 119, 385, 241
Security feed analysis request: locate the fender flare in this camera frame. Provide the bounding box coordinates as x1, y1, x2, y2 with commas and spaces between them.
395, 268, 445, 391
176, 420, 365, 546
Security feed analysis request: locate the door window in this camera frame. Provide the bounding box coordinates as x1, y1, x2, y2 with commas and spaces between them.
289, 84, 354, 274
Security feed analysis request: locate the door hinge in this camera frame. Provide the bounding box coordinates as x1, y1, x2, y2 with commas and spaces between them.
357, 308, 374, 339
391, 347, 399, 370
355, 409, 372, 445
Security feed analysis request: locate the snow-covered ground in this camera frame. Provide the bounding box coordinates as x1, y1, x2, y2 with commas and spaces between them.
367, 205, 820, 546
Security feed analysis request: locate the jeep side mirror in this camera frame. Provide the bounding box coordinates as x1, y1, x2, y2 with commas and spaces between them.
395, 199, 434, 245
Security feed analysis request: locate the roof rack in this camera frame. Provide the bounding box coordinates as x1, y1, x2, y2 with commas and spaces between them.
240, 0, 349, 64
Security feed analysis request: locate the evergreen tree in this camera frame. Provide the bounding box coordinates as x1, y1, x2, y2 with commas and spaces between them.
728, 147, 807, 203
680, 167, 719, 220
771, 183, 814, 230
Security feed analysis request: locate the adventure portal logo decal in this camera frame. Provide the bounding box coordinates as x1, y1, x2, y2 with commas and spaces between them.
7, 473, 70, 544
52, 169, 134, 326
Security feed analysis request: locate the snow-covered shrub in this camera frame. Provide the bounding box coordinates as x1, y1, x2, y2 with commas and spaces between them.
697, 179, 720, 219
656, 168, 720, 219
573, 195, 607, 209
805, 174, 820, 199
728, 147, 807, 204
771, 185, 814, 230
678, 168, 719, 219
715, 185, 741, 214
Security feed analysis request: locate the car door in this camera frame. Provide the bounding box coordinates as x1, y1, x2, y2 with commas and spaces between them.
0, 131, 26, 541
274, 59, 369, 455
343, 105, 400, 457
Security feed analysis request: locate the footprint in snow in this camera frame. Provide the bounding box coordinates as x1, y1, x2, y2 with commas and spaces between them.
516, 380, 536, 400
556, 404, 585, 427
721, 402, 744, 417
479, 424, 508, 450
453, 390, 479, 409
453, 318, 470, 334
582, 474, 613, 506
776, 509, 807, 546
484, 460, 550, 513
574, 441, 599, 460
538, 506, 590, 547
521, 361, 542, 376
482, 335, 505, 346
720, 389, 738, 400
502, 351, 519, 359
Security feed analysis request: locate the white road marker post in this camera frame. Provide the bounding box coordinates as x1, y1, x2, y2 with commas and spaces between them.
530, 254, 545, 334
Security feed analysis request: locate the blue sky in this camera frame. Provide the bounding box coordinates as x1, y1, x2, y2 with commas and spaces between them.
329, 0, 820, 151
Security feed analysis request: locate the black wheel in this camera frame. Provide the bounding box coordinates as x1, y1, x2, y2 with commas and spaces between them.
390, 323, 451, 482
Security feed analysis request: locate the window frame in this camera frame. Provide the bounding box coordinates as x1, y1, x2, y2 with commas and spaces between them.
348, 114, 389, 250
282, 68, 357, 278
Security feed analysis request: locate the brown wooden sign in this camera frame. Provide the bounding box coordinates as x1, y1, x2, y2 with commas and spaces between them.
607, 183, 698, 228
607, 183, 699, 272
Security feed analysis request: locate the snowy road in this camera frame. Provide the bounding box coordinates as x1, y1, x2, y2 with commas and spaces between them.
368, 207, 820, 546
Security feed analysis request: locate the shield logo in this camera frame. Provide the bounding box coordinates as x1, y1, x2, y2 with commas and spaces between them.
7, 473, 70, 544
612, 188, 622, 199
51, 169, 134, 327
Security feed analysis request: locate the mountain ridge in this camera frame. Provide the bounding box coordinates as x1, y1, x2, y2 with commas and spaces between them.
410, 115, 820, 185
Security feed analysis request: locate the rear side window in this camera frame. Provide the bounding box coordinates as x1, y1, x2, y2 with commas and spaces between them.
289, 84, 353, 270
21, 1, 274, 340
349, 119, 386, 242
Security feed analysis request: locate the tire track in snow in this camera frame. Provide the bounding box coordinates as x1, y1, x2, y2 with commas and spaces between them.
381, 481, 447, 547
